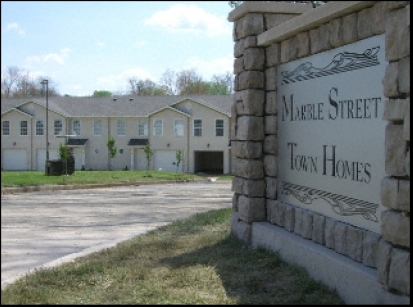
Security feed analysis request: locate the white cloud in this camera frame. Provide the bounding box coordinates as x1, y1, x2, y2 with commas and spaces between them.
135, 40, 147, 48
144, 4, 231, 37
185, 55, 233, 79
4, 22, 25, 35
25, 48, 71, 65
96, 67, 154, 89
97, 42, 105, 47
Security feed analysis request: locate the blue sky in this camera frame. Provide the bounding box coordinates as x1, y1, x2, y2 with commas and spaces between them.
1, 1, 234, 96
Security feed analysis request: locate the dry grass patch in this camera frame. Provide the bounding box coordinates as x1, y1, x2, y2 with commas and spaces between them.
1, 208, 344, 304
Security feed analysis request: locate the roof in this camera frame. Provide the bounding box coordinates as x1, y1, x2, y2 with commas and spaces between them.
1, 95, 234, 118
66, 138, 88, 146
128, 139, 149, 146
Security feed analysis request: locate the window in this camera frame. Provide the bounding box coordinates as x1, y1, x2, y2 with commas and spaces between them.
36, 120, 44, 135
72, 119, 81, 136
216, 119, 224, 137
153, 119, 163, 136
139, 118, 148, 136
194, 119, 202, 136
174, 119, 184, 136
94, 119, 102, 136
2, 121, 10, 135
117, 118, 126, 136
54, 120, 63, 135
20, 121, 28, 135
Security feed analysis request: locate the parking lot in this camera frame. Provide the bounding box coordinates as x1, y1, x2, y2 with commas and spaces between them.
1, 181, 233, 289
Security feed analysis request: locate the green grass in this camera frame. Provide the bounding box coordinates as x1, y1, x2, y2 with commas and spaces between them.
1, 170, 208, 188
1, 208, 344, 304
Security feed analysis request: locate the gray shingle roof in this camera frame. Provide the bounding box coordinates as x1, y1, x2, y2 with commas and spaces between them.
128, 138, 149, 146
67, 139, 88, 146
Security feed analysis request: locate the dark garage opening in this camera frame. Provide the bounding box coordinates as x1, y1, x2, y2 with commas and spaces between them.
194, 151, 223, 174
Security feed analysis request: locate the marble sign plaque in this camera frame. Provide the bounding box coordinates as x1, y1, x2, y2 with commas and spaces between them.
276, 35, 386, 234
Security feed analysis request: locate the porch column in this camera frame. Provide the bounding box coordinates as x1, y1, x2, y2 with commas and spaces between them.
130, 148, 134, 171
81, 148, 85, 169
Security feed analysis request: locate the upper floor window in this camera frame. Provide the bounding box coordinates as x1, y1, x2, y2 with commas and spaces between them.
139, 118, 148, 136
2, 121, 10, 135
174, 119, 184, 136
36, 120, 44, 136
20, 120, 28, 136
117, 118, 126, 136
54, 120, 63, 135
72, 119, 81, 136
194, 119, 202, 137
153, 119, 163, 136
94, 119, 102, 136
215, 119, 224, 137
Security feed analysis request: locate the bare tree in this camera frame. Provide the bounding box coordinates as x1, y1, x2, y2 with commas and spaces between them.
1, 66, 22, 98
159, 69, 176, 95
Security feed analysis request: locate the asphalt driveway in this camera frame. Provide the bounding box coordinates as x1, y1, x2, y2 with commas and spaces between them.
1, 181, 233, 289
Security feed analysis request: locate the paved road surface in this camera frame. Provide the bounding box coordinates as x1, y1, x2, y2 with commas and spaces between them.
1, 181, 233, 289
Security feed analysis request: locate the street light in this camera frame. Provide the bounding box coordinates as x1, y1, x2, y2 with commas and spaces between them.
41, 79, 49, 169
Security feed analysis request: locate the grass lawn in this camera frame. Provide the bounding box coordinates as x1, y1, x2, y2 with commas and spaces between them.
1, 208, 343, 304
0, 170, 217, 188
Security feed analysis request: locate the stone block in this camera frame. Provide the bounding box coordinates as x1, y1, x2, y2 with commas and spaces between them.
397, 180, 410, 213
240, 13, 264, 38
382, 99, 405, 122
385, 124, 406, 176
296, 31, 309, 58
358, 7, 374, 40
312, 213, 326, 245
234, 74, 239, 91
377, 240, 392, 287
274, 200, 286, 227
244, 48, 265, 71
362, 231, 380, 268
380, 176, 399, 210
284, 203, 295, 232
232, 193, 239, 212
403, 98, 410, 141
265, 176, 277, 200
232, 176, 244, 194
234, 57, 244, 75
236, 116, 264, 141
265, 116, 277, 135
399, 56, 410, 94
346, 226, 363, 262
325, 217, 336, 249
238, 195, 266, 223
237, 89, 265, 116
381, 210, 410, 248
232, 141, 262, 159
233, 20, 242, 41
280, 38, 291, 63
405, 146, 410, 178
389, 248, 410, 295
264, 13, 298, 29
301, 211, 313, 240
265, 67, 277, 91
263, 154, 277, 177
266, 91, 277, 115
334, 221, 347, 255
342, 13, 358, 45
266, 199, 277, 223
264, 135, 277, 155
234, 38, 245, 58
289, 35, 299, 61
383, 62, 399, 98
294, 207, 303, 236
329, 18, 343, 48
236, 100, 244, 115
232, 157, 264, 179
385, 8, 410, 61
372, 1, 386, 35
239, 71, 265, 90
243, 36, 257, 48
243, 179, 266, 197
231, 141, 243, 158
310, 23, 331, 54
230, 212, 251, 244
266, 43, 281, 67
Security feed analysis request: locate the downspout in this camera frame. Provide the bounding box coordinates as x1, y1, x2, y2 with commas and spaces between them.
186, 116, 190, 173
30, 117, 33, 170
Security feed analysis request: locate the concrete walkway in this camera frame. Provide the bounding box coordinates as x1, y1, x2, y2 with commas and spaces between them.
1, 181, 233, 289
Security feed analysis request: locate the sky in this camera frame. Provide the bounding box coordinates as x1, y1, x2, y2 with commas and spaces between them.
1, 1, 235, 97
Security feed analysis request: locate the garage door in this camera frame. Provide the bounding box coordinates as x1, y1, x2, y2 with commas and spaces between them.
36, 149, 59, 171
153, 150, 182, 172
3, 149, 27, 170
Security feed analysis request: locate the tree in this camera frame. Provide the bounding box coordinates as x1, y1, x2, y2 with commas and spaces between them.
58, 143, 70, 176
229, 1, 326, 8
1, 66, 21, 98
172, 150, 184, 173
107, 136, 117, 170
128, 78, 168, 96
92, 90, 112, 97
143, 143, 153, 176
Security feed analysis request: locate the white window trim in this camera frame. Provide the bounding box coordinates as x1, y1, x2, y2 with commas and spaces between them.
174, 118, 185, 137
36, 120, 44, 136
193, 119, 202, 137
139, 118, 148, 137
93, 119, 102, 136
2, 120, 10, 136
72, 119, 81, 136
54, 119, 63, 136
117, 118, 126, 136
215, 118, 225, 137
153, 118, 163, 136
20, 120, 28, 136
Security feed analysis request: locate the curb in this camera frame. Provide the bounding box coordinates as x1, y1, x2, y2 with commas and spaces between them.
1, 179, 212, 195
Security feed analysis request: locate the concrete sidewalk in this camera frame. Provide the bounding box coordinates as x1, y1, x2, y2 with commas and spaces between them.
1, 181, 233, 289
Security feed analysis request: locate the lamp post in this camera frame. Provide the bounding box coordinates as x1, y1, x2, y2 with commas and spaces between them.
41, 79, 49, 169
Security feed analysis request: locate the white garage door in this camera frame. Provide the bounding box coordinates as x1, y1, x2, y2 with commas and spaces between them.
36, 149, 59, 171
153, 150, 182, 172
3, 149, 27, 170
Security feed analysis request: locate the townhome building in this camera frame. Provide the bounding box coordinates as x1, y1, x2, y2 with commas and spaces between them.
1, 95, 234, 174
